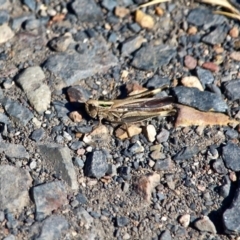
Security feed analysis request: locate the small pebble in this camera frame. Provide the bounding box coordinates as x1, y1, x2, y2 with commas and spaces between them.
181, 76, 203, 91
115, 6, 130, 18
194, 216, 217, 234
135, 9, 154, 29
202, 62, 220, 72
69, 111, 82, 122
229, 26, 239, 38
179, 214, 190, 228
184, 55, 197, 70
63, 131, 72, 141
144, 125, 157, 142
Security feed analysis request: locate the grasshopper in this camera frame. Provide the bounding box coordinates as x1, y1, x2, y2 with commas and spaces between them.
85, 85, 177, 130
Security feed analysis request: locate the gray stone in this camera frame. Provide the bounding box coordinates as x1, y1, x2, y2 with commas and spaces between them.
153, 159, 171, 171
23, 19, 40, 32
35, 215, 68, 240
219, 175, 231, 198
172, 86, 228, 112
101, 0, 117, 11
23, 0, 36, 11
173, 145, 200, 161
0, 143, 29, 159
202, 24, 229, 45
2, 98, 33, 125
0, 112, 10, 125
157, 128, 170, 143
187, 8, 226, 29
16, 66, 51, 114
84, 150, 108, 179
224, 79, 240, 101
121, 36, 146, 56
30, 128, 45, 142
52, 100, 69, 118
73, 157, 84, 168
116, 216, 129, 227
146, 76, 170, 89
71, 0, 103, 22
43, 36, 118, 88
74, 207, 93, 226
0, 10, 9, 25
11, 14, 35, 31
223, 174, 240, 234
212, 159, 228, 175
76, 193, 88, 205
0, 24, 14, 44
222, 142, 240, 171
160, 229, 172, 240
131, 44, 176, 70
194, 216, 217, 234
33, 181, 68, 220
38, 143, 78, 190
196, 67, 214, 88
48, 34, 72, 52
3, 235, 15, 240
0, 165, 32, 212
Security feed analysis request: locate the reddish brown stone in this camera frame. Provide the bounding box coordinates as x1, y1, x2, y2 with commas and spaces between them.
202, 62, 220, 72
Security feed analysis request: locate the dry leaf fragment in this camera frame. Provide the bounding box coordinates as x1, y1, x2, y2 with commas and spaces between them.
135, 10, 154, 29
175, 105, 239, 127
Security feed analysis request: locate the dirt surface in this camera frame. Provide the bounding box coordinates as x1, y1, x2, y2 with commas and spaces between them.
1, 0, 240, 239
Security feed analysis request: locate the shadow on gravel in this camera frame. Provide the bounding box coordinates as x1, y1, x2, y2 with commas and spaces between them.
209, 179, 238, 234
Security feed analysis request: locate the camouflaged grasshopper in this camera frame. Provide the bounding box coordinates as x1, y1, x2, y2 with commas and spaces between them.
85, 85, 176, 126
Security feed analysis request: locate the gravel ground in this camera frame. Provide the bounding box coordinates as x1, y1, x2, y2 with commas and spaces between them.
1, 0, 240, 239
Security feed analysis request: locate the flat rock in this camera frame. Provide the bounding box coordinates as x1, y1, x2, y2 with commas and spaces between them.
16, 66, 51, 113
34, 215, 68, 240
223, 173, 240, 234
173, 145, 200, 161
74, 207, 93, 228
187, 8, 226, 29
0, 142, 29, 159
71, 0, 103, 22
33, 181, 68, 220
30, 128, 45, 142
160, 229, 172, 240
153, 158, 172, 171
2, 98, 34, 125
146, 76, 170, 89
121, 36, 146, 56
202, 24, 229, 45
38, 143, 78, 190
0, 165, 32, 212
222, 142, 240, 171
131, 44, 176, 70
84, 150, 108, 179
224, 79, 240, 101
212, 159, 228, 175
43, 36, 118, 88
0, 23, 14, 44
172, 86, 228, 112
194, 216, 217, 234
196, 67, 214, 88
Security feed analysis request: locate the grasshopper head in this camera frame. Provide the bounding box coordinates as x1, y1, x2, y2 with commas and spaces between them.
85, 100, 99, 118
